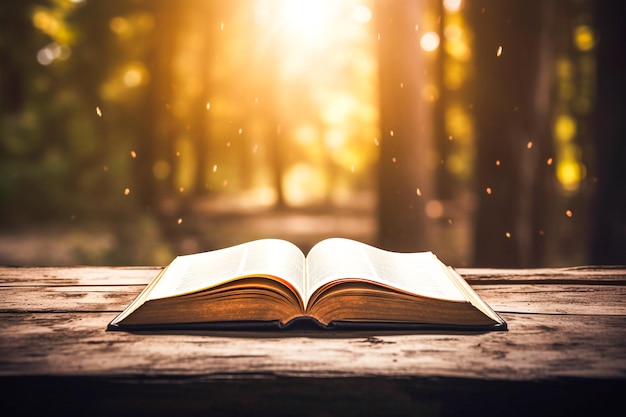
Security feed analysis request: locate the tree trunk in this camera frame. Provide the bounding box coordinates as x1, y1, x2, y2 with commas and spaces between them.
376, 0, 435, 252
470, 1, 551, 267
590, 0, 626, 264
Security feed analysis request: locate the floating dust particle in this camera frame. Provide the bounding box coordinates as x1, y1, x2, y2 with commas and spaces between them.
177, 218, 182, 225
527, 141, 533, 149
390, 130, 394, 137
505, 232, 511, 238
124, 188, 130, 196
222, 180, 228, 187
416, 188, 422, 197
496, 160, 501, 166
486, 187, 492, 195
447, 219, 453, 224
497, 46, 503, 56
130, 150, 137, 158
179, 187, 184, 193
547, 157, 553, 165
374, 137, 380, 146
238, 128, 243, 135
103, 165, 108, 171
400, 82, 404, 89
96, 107, 102, 117
206, 102, 211, 110
252, 144, 258, 153
226, 142, 231, 147
176, 151, 181, 157
538, 229, 545, 236
212, 165, 217, 172
449, 135, 453, 140
392, 157, 397, 163
351, 165, 355, 173
566, 210, 573, 218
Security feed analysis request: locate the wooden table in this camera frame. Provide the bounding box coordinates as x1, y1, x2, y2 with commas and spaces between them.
1, 266, 624, 416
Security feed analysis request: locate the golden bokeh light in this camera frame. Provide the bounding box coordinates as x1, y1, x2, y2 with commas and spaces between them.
353, 5, 372, 23
574, 25, 595, 51
556, 159, 585, 191
554, 114, 577, 142
122, 68, 144, 88
281, 0, 332, 40
420, 32, 440, 52
152, 161, 171, 180
443, 0, 464, 13
425, 200, 444, 219
282, 163, 328, 207
109, 17, 131, 37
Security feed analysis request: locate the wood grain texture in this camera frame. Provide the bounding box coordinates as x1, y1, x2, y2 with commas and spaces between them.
2, 283, 626, 315
1, 266, 624, 416
0, 266, 158, 286
2, 265, 624, 285
1, 312, 625, 380
0, 266, 624, 379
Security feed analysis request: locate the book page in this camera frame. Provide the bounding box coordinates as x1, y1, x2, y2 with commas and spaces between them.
147, 239, 306, 301
305, 238, 466, 306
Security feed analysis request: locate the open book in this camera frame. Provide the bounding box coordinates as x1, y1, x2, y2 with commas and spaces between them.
108, 238, 506, 330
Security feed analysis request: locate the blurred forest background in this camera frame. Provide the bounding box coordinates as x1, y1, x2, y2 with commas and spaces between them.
0, 0, 624, 267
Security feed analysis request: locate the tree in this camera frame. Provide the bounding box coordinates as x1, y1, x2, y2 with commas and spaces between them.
590, 0, 626, 264
376, 0, 436, 252
469, 1, 553, 266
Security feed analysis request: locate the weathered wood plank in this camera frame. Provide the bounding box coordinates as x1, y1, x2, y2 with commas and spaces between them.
0, 312, 624, 380
476, 285, 626, 315
0, 266, 159, 286
458, 266, 626, 285
1, 266, 624, 286
2, 283, 625, 315
1, 266, 624, 394
0, 286, 139, 312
